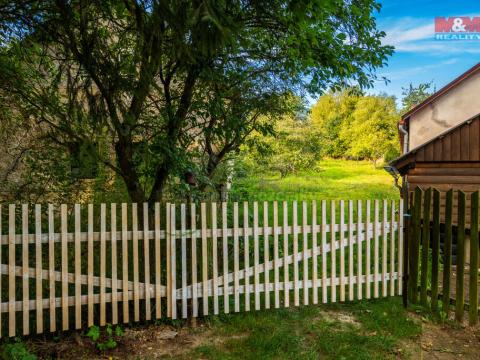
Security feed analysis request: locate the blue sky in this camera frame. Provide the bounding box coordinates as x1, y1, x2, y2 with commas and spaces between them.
369, 0, 480, 103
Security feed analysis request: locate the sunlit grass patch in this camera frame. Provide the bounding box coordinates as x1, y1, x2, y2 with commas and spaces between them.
184, 298, 421, 360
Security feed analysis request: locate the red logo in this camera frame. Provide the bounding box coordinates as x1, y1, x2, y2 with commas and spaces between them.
435, 17, 480, 33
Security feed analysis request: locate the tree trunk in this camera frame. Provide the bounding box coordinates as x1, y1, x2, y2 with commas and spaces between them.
115, 140, 146, 203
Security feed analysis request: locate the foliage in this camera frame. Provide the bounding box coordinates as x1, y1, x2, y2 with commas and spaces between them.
86, 324, 124, 351
241, 112, 321, 178
0, 0, 393, 203
401, 82, 435, 113
310, 90, 400, 164
339, 95, 400, 165
310, 88, 361, 158
1, 339, 36, 360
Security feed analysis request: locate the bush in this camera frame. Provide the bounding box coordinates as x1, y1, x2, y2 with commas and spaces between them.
1, 339, 36, 360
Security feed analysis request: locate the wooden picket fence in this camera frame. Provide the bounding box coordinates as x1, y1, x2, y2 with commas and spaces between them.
0, 199, 404, 337
407, 187, 480, 325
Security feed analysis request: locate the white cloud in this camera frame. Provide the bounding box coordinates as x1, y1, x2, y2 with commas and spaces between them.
381, 17, 480, 54
378, 58, 460, 81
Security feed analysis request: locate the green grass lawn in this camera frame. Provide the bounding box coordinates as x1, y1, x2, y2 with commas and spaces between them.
232, 159, 400, 201
185, 297, 421, 360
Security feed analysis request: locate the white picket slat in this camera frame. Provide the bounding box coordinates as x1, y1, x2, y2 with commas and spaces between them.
302, 201, 309, 305
330, 200, 336, 303
339, 200, 345, 302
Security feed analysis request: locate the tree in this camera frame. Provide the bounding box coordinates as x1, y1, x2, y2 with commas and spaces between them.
339, 95, 399, 166
242, 111, 320, 178
310, 88, 362, 158
0, 0, 393, 203
401, 82, 435, 113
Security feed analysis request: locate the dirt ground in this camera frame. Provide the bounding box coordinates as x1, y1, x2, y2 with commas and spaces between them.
25, 313, 480, 360
418, 321, 480, 360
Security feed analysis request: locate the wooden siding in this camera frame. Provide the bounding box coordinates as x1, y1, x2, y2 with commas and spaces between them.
408, 164, 480, 227
414, 116, 480, 162
394, 114, 480, 171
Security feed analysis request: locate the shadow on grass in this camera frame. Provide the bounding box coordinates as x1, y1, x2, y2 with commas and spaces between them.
186, 297, 421, 360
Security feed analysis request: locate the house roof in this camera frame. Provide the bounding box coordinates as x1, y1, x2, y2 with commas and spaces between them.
390, 112, 480, 173
401, 62, 480, 121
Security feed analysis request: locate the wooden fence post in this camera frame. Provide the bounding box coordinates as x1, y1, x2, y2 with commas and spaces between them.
469, 191, 479, 325
420, 188, 431, 306
409, 187, 422, 304
456, 191, 466, 322
442, 190, 453, 316
431, 189, 440, 312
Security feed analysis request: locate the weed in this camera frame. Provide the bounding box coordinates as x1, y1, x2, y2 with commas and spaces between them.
85, 324, 124, 351
1, 338, 36, 360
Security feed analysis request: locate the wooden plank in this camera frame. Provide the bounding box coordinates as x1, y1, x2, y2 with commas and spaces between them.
0, 205, 1, 337
417, 147, 425, 161
282, 202, 289, 308
382, 200, 388, 298
420, 189, 431, 305
302, 201, 309, 305
166, 203, 171, 317
456, 191, 466, 322
48, 205, 56, 332
190, 203, 197, 318
233, 202, 240, 312
223, 202, 230, 313
469, 191, 479, 325
339, 200, 345, 302
365, 200, 371, 299
61, 204, 69, 330
330, 200, 336, 303
374, 200, 379, 298
452, 130, 461, 161
431, 190, 440, 312
181, 204, 187, 319
433, 138, 443, 162
469, 119, 480, 161
346, 200, 354, 301
169, 204, 176, 320
322, 200, 328, 303
409, 188, 422, 304
398, 199, 404, 295
244, 202, 251, 311
144, 203, 151, 320
201, 203, 208, 315
22, 204, 29, 335
461, 125, 470, 161
312, 201, 319, 304
87, 204, 94, 327
211, 203, 219, 314
442, 190, 453, 315
409, 167, 480, 176
425, 142, 435, 161
390, 201, 396, 296
8, 204, 16, 337
264, 202, 271, 308
253, 202, 260, 310
35, 205, 43, 334
121, 203, 129, 323
273, 201, 280, 308
111, 203, 118, 324
443, 133, 452, 161
100, 204, 106, 326
407, 175, 480, 185
293, 201, 299, 306
357, 200, 363, 300
132, 203, 140, 321
74, 204, 82, 329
